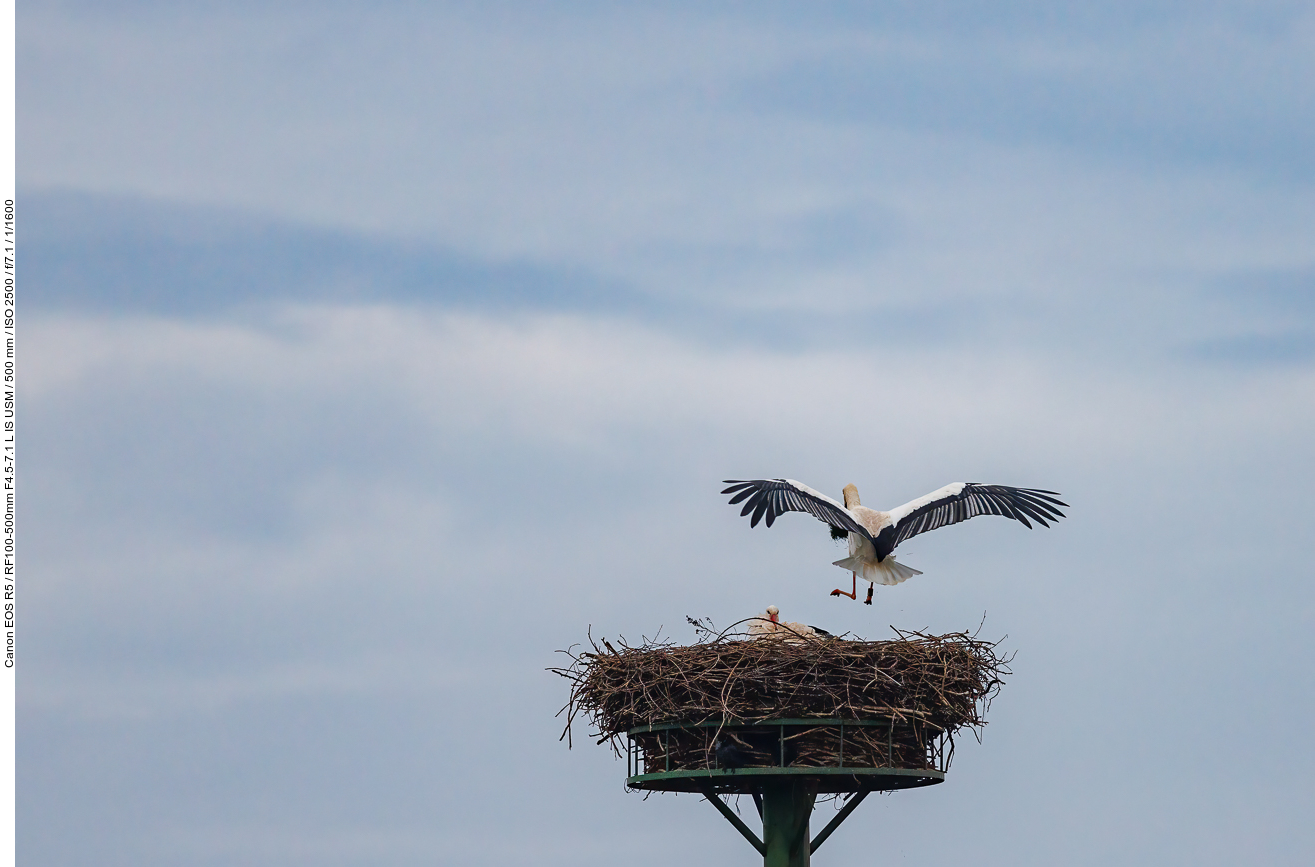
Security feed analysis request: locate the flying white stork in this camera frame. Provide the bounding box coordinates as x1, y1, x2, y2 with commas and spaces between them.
722, 479, 1066, 604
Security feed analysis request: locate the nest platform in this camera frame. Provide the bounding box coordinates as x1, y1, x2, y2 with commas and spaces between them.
625, 717, 946, 795
554, 626, 1008, 795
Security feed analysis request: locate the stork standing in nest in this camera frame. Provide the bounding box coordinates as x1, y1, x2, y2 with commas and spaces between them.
722, 479, 1066, 604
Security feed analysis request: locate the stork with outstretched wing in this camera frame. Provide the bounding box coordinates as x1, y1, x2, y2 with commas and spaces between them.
721, 479, 1066, 604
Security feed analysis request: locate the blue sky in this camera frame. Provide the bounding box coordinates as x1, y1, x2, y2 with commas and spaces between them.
18, 3, 1315, 865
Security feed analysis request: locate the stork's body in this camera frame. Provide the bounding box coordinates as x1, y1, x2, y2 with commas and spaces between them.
721, 478, 1066, 603
831, 483, 922, 598
747, 605, 831, 641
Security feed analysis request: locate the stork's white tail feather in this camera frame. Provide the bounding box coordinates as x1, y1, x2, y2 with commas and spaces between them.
832, 554, 923, 586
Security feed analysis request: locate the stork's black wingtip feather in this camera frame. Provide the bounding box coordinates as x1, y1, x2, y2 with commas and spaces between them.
1026, 489, 1069, 507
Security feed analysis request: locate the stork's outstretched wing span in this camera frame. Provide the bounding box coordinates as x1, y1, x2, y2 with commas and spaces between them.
721, 476, 1066, 601
722, 478, 1067, 557
879, 483, 1067, 556
721, 479, 868, 537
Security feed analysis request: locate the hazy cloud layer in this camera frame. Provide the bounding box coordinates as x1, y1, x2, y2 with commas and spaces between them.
19, 3, 1315, 866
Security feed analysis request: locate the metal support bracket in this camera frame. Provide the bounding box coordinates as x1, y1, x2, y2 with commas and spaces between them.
700, 787, 766, 856
809, 790, 869, 854
701, 785, 873, 863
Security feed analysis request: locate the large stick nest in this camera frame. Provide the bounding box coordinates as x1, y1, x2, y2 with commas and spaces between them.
552, 620, 1011, 773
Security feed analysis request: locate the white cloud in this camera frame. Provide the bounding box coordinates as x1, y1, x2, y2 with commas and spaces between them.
21, 301, 1315, 865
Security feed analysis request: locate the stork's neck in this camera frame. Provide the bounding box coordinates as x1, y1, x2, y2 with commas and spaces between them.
842, 483, 861, 509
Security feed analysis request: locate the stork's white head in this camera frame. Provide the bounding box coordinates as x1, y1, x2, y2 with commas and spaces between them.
842, 483, 860, 509
766, 605, 779, 623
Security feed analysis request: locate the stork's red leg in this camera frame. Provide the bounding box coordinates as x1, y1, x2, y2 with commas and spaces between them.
831, 572, 858, 600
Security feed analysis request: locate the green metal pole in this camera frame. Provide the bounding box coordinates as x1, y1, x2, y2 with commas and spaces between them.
761, 781, 816, 867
